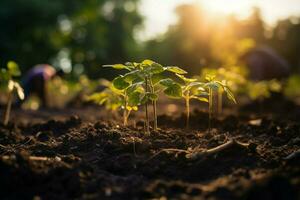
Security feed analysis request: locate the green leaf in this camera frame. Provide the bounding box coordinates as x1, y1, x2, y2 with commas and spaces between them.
205, 75, 216, 82
191, 96, 208, 102
188, 82, 204, 87
88, 88, 123, 111
205, 82, 220, 91
125, 62, 139, 67
87, 93, 108, 105
123, 62, 140, 70
112, 76, 130, 90
165, 66, 187, 74
224, 86, 237, 104
141, 60, 164, 74
186, 82, 204, 90
215, 80, 226, 87
151, 74, 165, 85
164, 83, 182, 98
126, 81, 143, 94
159, 78, 176, 87
148, 93, 158, 101
142, 59, 155, 65
140, 92, 159, 103
149, 62, 164, 74
14, 82, 24, 100
7, 61, 21, 76
123, 70, 142, 83
103, 64, 133, 71
128, 91, 142, 106
141, 94, 148, 104
176, 74, 197, 83
8, 80, 14, 91
0, 69, 9, 81
200, 91, 209, 96
124, 62, 140, 69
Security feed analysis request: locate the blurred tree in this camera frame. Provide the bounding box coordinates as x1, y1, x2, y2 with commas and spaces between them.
144, 4, 300, 76
234, 7, 266, 44
144, 4, 213, 75
143, 5, 267, 75
270, 18, 300, 72
0, 0, 142, 79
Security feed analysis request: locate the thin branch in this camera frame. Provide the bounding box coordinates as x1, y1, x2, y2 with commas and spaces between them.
284, 149, 300, 160
2, 155, 62, 162
186, 139, 256, 160
144, 148, 190, 163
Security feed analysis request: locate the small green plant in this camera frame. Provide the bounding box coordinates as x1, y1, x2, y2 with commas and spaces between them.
87, 79, 140, 126
94, 60, 237, 133
200, 67, 246, 115
103, 60, 186, 133
174, 74, 208, 128
204, 75, 236, 131
0, 61, 24, 126
246, 79, 281, 114
247, 79, 281, 101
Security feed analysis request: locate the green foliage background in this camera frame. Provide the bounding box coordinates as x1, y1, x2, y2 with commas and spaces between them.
0, 1, 300, 79
0, 0, 142, 79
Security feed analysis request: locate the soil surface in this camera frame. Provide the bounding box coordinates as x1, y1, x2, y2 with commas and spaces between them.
0, 97, 300, 200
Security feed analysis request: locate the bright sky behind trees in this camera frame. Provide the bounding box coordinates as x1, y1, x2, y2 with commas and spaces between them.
139, 0, 300, 40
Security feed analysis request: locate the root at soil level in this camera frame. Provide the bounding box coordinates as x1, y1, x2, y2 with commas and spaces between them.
186, 139, 257, 159
145, 139, 257, 162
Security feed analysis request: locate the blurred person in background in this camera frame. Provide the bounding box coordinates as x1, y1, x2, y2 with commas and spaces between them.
241, 46, 290, 80
18, 64, 64, 108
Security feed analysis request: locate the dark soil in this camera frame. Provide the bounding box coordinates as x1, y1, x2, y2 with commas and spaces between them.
0, 99, 300, 199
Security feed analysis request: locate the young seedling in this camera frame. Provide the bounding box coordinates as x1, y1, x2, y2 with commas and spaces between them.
112, 75, 143, 126
103, 60, 186, 133
0, 61, 24, 126
204, 75, 236, 132
103, 62, 152, 132
140, 60, 187, 131
200, 67, 246, 115
87, 78, 141, 126
87, 81, 122, 114
215, 80, 229, 116
174, 74, 208, 129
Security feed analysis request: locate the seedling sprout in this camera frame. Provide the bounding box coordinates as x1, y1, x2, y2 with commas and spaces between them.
91, 60, 238, 133
175, 74, 208, 128
204, 75, 237, 131
0, 61, 24, 126
103, 60, 187, 133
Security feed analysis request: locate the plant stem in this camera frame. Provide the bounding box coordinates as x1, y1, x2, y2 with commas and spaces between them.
123, 110, 127, 126
3, 91, 13, 126
217, 88, 222, 117
145, 103, 149, 133
149, 78, 157, 131
145, 78, 150, 134
208, 87, 213, 132
152, 100, 157, 130
123, 93, 128, 126
123, 110, 128, 126
185, 91, 190, 129
126, 110, 131, 123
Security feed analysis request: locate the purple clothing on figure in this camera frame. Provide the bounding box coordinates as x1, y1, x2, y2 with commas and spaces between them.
20, 64, 56, 107
22, 64, 55, 85
241, 46, 290, 80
